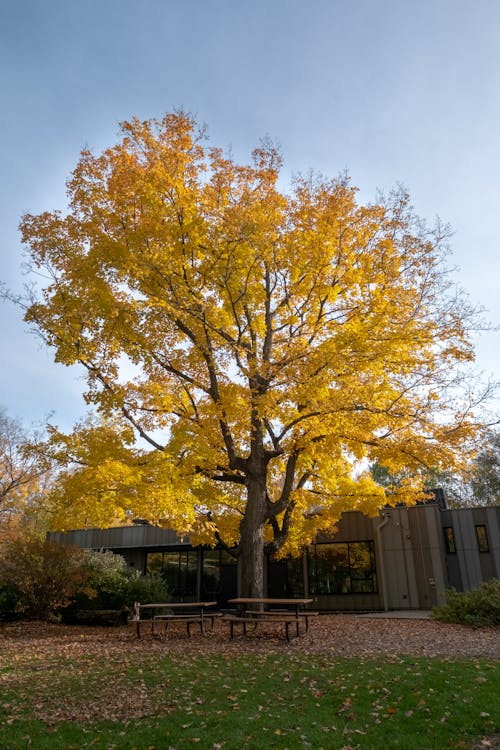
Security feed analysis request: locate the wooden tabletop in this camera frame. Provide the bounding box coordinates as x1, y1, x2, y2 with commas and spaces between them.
138, 601, 218, 609
228, 598, 313, 606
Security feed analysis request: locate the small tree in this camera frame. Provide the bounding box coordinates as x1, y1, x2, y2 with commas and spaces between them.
19, 112, 487, 597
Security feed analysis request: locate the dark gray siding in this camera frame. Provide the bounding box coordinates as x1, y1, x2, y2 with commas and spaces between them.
47, 505, 500, 611
49, 525, 189, 551
373, 506, 447, 609
316, 511, 375, 543
440, 507, 500, 592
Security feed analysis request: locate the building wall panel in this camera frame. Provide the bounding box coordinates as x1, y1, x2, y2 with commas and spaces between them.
46, 506, 500, 611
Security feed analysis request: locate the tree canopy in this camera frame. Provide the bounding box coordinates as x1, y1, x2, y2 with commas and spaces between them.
20, 112, 485, 595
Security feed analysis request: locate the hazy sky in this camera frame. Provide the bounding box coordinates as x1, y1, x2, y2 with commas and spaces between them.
1, 0, 499, 432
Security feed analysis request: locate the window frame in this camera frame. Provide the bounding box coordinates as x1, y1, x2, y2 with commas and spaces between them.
475, 525, 490, 553
201, 547, 237, 596
308, 540, 377, 595
146, 548, 198, 597
443, 526, 457, 554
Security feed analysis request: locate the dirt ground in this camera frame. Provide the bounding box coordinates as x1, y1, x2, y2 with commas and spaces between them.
1, 613, 498, 660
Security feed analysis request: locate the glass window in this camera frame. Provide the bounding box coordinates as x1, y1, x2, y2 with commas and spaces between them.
178, 550, 198, 596
201, 548, 238, 598
475, 525, 490, 553
443, 527, 457, 554
146, 551, 165, 576
146, 550, 198, 597
286, 556, 305, 597
349, 542, 378, 593
267, 556, 305, 598
202, 550, 221, 595
308, 541, 377, 595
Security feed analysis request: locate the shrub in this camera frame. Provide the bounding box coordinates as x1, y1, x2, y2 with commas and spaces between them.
432, 579, 500, 627
76, 550, 132, 610
0, 531, 170, 622
0, 532, 89, 620
122, 570, 169, 607
60, 550, 169, 621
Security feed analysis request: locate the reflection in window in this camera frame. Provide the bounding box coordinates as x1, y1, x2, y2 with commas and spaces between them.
202, 549, 220, 595
443, 527, 457, 554
267, 555, 305, 598
285, 555, 305, 597
308, 541, 377, 595
202, 549, 237, 596
147, 550, 198, 597
475, 525, 490, 553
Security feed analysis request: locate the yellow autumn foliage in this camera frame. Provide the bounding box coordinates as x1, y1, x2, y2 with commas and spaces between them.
21, 112, 485, 591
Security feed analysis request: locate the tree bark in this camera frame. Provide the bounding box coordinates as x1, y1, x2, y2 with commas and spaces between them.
239, 473, 267, 598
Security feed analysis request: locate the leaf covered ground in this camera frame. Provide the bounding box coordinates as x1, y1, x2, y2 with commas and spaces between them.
0, 615, 498, 749
2, 613, 498, 662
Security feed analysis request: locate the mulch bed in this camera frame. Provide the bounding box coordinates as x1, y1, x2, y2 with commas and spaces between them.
1, 614, 498, 659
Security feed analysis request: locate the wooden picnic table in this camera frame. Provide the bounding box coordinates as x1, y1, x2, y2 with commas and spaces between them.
225, 597, 317, 641
131, 601, 218, 638
229, 597, 313, 613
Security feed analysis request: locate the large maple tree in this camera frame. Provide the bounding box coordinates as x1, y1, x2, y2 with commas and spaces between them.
20, 113, 481, 595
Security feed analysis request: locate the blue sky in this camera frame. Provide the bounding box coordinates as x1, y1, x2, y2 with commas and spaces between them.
1, 0, 499, 431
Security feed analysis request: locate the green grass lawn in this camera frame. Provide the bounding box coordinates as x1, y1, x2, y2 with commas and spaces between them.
0, 651, 498, 749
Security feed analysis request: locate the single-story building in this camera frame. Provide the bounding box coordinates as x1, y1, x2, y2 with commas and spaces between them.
48, 501, 500, 611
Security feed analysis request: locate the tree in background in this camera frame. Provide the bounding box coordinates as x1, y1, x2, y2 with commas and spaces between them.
468, 430, 500, 505
19, 113, 488, 596
0, 410, 50, 533
371, 429, 500, 507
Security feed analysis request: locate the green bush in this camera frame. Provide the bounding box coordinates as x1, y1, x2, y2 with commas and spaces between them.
75, 550, 132, 610
432, 578, 500, 627
122, 570, 170, 607
60, 550, 169, 621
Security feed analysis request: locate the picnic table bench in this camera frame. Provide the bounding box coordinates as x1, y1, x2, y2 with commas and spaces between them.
131, 601, 218, 638
223, 598, 318, 641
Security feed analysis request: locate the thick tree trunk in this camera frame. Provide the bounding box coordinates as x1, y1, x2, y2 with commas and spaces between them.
239, 473, 267, 598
